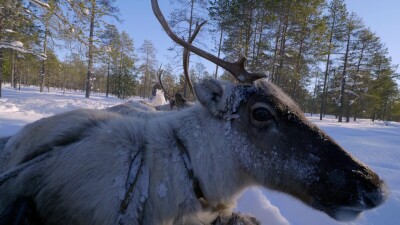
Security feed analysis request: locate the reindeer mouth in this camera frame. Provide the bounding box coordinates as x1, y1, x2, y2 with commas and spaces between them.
321, 187, 387, 222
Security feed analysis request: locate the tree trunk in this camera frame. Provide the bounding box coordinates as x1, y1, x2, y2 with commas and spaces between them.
243, 5, 254, 57
276, 16, 288, 86
85, 0, 96, 98
118, 55, 123, 98
371, 110, 376, 122
106, 57, 110, 97
40, 19, 49, 92
143, 53, 149, 98
11, 52, 15, 88
0, 20, 3, 98
47, 73, 50, 92
0, 49, 3, 98
291, 38, 304, 100
320, 10, 336, 120
214, 28, 223, 78
251, 17, 258, 69
63, 68, 67, 95
347, 45, 366, 122
382, 96, 389, 121
254, 14, 265, 70
338, 31, 351, 122
271, 23, 281, 83
338, 74, 347, 123
18, 66, 21, 91
345, 100, 350, 122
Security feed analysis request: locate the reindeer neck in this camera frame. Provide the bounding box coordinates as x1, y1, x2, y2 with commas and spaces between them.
168, 105, 254, 209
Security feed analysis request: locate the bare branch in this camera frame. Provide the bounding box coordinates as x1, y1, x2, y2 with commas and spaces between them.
390, 74, 400, 79
151, 0, 266, 83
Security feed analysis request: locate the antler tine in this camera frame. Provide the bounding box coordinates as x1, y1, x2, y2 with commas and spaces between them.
151, 0, 266, 83
157, 66, 174, 101
183, 21, 206, 98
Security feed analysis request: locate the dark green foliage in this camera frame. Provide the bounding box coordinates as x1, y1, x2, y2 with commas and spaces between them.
208, 0, 398, 121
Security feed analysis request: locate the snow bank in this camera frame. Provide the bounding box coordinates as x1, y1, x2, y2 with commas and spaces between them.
237, 188, 290, 225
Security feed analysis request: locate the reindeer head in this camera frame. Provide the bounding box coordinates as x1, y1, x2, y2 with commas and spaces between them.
152, 0, 387, 221
194, 78, 386, 221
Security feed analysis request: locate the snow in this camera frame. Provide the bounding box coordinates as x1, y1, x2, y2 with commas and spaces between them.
0, 85, 124, 136
0, 42, 47, 60
237, 188, 290, 225
0, 86, 399, 224
285, 53, 293, 58
10, 41, 23, 48
29, 0, 50, 9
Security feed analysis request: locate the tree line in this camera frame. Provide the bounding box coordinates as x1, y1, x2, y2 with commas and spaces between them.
0, 0, 399, 121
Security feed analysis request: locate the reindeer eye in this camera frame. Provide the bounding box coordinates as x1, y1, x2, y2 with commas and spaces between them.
250, 103, 276, 127
252, 108, 271, 121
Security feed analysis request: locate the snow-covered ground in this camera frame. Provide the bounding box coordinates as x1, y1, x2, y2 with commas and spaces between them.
0, 86, 399, 225
0, 86, 126, 136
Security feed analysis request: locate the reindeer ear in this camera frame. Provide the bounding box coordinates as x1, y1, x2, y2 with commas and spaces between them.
194, 79, 224, 114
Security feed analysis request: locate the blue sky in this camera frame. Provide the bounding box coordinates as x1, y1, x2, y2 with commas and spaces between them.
112, 0, 400, 75
346, 0, 400, 71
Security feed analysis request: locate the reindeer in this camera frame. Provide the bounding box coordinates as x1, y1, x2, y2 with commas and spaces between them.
157, 69, 193, 111
0, 0, 387, 224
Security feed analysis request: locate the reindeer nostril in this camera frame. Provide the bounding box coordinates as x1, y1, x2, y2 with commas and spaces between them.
348, 167, 388, 209
362, 190, 386, 208
359, 181, 388, 209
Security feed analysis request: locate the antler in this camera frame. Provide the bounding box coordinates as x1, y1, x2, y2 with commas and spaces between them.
151, 0, 266, 83
183, 21, 206, 97
157, 66, 174, 101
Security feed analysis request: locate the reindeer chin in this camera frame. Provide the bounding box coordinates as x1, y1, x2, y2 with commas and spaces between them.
328, 207, 363, 222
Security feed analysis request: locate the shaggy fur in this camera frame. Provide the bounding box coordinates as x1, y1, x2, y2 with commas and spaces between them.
0, 79, 386, 225
0, 137, 10, 154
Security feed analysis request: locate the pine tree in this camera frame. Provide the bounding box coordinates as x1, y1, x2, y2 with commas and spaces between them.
99, 24, 120, 97
64, 0, 120, 98
337, 13, 363, 122
319, 0, 347, 120
345, 28, 381, 121
139, 40, 158, 98
0, 0, 42, 96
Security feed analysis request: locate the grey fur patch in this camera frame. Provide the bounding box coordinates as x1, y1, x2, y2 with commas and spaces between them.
0, 137, 10, 153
